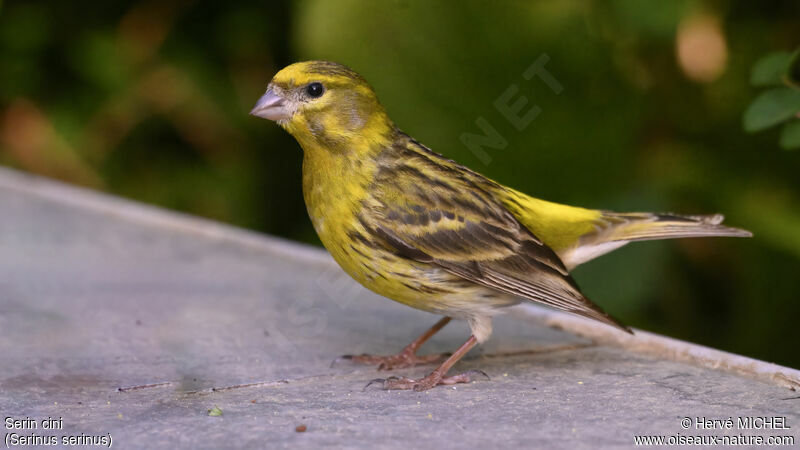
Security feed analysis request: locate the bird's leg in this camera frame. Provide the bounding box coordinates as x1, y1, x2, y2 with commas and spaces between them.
366, 335, 488, 391
335, 317, 452, 370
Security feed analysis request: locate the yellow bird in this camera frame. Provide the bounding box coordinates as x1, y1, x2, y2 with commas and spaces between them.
250, 61, 751, 391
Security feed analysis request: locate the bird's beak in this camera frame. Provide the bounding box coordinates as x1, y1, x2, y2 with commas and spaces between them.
250, 89, 291, 121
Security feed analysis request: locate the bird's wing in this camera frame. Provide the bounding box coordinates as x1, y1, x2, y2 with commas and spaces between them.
361, 135, 630, 332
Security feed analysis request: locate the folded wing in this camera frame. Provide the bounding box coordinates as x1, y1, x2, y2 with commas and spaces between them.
361, 135, 631, 332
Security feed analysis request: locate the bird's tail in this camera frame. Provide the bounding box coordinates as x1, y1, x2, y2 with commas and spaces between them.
559, 212, 752, 269
493, 187, 752, 269
598, 212, 753, 241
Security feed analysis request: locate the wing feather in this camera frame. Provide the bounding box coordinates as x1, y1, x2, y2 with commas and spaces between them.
362, 134, 631, 333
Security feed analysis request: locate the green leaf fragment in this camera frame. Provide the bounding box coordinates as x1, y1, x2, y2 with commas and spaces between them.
785, 48, 800, 90
779, 120, 800, 150
750, 51, 791, 87
207, 406, 223, 416
743, 88, 800, 132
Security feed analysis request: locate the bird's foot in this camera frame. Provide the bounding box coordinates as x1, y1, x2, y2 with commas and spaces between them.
364, 369, 489, 392
333, 350, 450, 370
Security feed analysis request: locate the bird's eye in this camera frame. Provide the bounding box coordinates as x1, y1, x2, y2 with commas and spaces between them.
306, 82, 324, 98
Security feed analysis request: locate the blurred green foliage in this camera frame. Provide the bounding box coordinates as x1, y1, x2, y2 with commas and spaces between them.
744, 48, 800, 149
1, 0, 798, 367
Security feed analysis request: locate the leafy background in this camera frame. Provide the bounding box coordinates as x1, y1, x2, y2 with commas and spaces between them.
1, 0, 798, 367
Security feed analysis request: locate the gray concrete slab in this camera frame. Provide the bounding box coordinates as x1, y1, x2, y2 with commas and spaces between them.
1, 167, 798, 449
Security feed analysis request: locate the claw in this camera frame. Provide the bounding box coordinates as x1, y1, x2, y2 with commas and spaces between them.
363, 378, 386, 391
465, 369, 491, 381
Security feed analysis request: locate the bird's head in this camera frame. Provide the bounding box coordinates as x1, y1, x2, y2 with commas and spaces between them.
251, 61, 394, 149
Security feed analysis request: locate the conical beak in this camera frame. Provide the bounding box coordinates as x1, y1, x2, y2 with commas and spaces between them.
250, 89, 290, 121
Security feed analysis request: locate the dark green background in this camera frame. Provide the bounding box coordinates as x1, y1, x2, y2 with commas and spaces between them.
1, 0, 798, 367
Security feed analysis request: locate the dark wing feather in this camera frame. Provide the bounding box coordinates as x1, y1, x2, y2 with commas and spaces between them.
363, 134, 631, 333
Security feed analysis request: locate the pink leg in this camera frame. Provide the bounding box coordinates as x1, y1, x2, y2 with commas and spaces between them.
335, 317, 452, 370
366, 335, 489, 391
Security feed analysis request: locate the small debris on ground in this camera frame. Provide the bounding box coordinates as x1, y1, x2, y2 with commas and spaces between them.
207, 406, 223, 417
295, 425, 307, 432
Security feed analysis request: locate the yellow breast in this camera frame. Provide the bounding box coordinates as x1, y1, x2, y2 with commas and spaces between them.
301, 139, 375, 274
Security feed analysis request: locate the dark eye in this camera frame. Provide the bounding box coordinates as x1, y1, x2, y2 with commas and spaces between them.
306, 82, 324, 98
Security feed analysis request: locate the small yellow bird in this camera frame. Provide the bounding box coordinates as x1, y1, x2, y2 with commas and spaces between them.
250, 61, 751, 391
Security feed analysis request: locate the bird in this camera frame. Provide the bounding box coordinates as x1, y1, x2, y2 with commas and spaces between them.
250, 60, 752, 391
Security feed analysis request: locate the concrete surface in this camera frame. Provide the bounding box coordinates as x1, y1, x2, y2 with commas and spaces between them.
1, 167, 798, 449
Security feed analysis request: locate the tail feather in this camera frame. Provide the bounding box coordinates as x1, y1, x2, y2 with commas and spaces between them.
602, 213, 753, 242
559, 212, 752, 269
